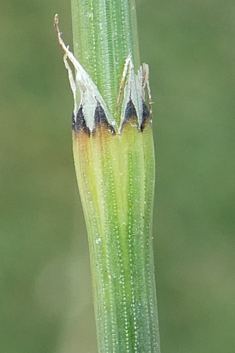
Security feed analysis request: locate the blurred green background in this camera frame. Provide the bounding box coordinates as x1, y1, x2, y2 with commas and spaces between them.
1, 0, 235, 352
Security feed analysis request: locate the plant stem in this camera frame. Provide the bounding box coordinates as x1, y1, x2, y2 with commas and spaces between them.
57, 0, 161, 352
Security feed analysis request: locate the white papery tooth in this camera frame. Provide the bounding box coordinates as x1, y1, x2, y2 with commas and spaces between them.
55, 15, 112, 132
119, 56, 151, 132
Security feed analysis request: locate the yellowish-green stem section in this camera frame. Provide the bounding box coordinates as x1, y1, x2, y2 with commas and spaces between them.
73, 120, 160, 353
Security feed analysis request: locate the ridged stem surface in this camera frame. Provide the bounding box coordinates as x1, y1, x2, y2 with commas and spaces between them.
73, 122, 160, 353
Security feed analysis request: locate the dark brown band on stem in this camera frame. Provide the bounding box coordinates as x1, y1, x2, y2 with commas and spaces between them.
72, 100, 151, 136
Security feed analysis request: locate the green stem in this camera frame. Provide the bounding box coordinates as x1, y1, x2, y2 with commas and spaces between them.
66, 0, 161, 352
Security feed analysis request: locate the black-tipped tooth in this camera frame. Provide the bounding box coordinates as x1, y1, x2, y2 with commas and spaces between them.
94, 103, 116, 135
122, 99, 151, 132
124, 99, 138, 123
120, 99, 138, 131
72, 106, 90, 136
140, 100, 150, 131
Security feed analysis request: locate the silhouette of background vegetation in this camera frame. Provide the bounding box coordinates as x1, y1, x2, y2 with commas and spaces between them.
1, 0, 235, 352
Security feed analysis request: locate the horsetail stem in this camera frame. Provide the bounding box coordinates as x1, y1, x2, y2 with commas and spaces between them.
55, 1, 161, 351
